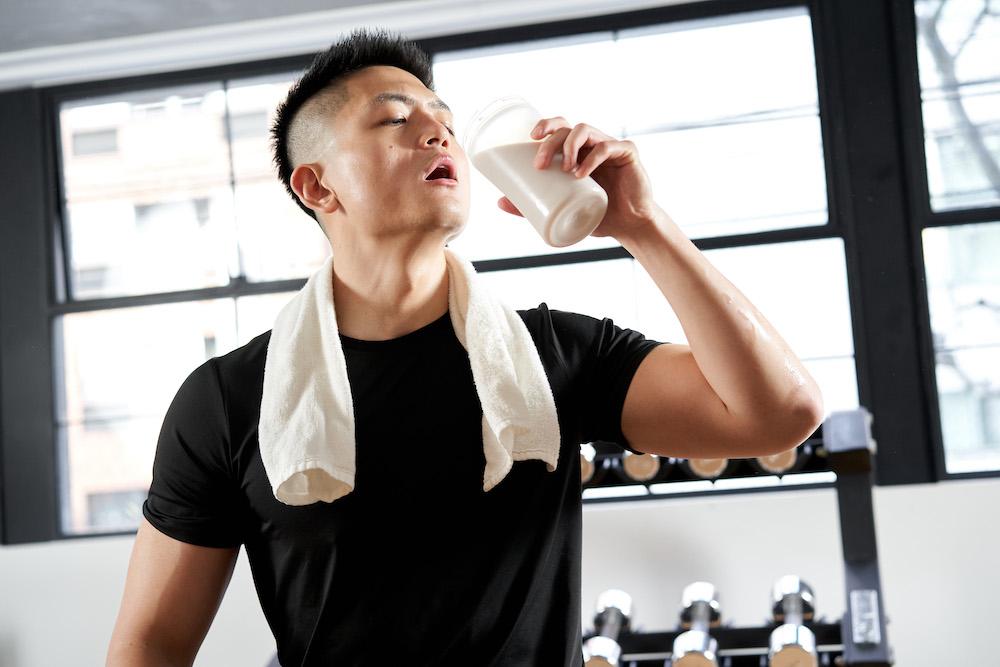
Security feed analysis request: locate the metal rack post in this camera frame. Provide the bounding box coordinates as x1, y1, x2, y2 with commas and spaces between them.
823, 408, 893, 666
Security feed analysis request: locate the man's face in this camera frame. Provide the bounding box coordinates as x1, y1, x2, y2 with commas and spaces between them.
313, 65, 470, 243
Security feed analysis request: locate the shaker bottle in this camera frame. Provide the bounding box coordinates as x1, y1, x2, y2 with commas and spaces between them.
463, 96, 608, 247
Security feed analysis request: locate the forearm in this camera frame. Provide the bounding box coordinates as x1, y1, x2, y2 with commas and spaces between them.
618, 205, 825, 434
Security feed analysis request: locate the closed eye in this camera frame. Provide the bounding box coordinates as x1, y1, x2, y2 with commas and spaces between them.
385, 117, 455, 136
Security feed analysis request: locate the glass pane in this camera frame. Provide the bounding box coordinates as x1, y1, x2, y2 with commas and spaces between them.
233, 180, 330, 280
922, 221, 1000, 473
476, 237, 857, 418
434, 6, 828, 260
235, 290, 300, 348
801, 355, 859, 413
629, 116, 827, 238
434, 32, 624, 261
54, 290, 303, 535
616, 8, 819, 130
59, 82, 239, 299
634, 237, 857, 416
226, 72, 332, 281
55, 300, 239, 536
935, 346, 1000, 473
635, 238, 853, 356
914, 0, 1000, 211
616, 6, 827, 239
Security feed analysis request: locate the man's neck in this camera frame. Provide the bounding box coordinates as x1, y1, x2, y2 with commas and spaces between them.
330, 250, 450, 342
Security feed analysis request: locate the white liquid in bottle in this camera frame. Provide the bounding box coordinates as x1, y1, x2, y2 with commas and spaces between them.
471, 141, 608, 247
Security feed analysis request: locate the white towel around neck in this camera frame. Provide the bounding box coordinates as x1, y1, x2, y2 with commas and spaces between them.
257, 246, 561, 506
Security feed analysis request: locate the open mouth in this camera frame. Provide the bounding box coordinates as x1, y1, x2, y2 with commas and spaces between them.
423, 159, 457, 184
424, 166, 457, 185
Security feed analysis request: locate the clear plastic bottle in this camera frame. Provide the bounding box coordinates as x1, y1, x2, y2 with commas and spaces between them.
463, 96, 608, 247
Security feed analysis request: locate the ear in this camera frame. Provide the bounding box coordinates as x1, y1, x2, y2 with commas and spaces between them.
290, 163, 340, 215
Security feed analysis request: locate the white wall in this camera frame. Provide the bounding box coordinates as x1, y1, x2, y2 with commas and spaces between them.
1, 476, 997, 666
583, 476, 1000, 667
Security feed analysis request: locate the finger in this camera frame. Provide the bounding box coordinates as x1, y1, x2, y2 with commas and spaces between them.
530, 116, 570, 140
562, 124, 617, 172
559, 124, 582, 172
572, 140, 628, 179
533, 127, 571, 170
497, 196, 524, 217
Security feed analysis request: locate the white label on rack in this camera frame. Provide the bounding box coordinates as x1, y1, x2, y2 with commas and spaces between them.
850, 589, 882, 644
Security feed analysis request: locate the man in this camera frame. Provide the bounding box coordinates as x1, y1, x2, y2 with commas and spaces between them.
107, 26, 824, 667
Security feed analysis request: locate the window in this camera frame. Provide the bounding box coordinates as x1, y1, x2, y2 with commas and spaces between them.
227, 109, 270, 141
86, 488, 147, 532
922, 221, 1000, 473
435, 6, 855, 418
477, 237, 858, 416
913, 0, 1000, 474
59, 82, 236, 300
54, 296, 293, 536
53, 75, 328, 536
226, 73, 330, 282
7, 0, 961, 544
71, 128, 118, 156
48, 5, 853, 536
434, 6, 828, 260
914, 0, 1000, 212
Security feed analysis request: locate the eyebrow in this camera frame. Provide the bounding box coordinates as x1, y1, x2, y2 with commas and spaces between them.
367, 91, 452, 115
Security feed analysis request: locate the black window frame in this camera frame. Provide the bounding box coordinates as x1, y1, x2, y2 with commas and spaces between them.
2, 0, 987, 546
890, 0, 1000, 483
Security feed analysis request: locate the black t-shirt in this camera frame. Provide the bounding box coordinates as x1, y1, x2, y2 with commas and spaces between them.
143, 301, 664, 667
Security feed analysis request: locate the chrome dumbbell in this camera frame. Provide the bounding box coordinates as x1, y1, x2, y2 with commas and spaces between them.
769, 575, 817, 667
583, 589, 633, 667
672, 582, 721, 667
581, 444, 598, 485
750, 444, 810, 476
679, 457, 733, 480
621, 450, 666, 482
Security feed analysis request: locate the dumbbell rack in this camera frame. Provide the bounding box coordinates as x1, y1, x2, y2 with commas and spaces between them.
590, 622, 845, 666
581, 408, 894, 666
582, 434, 830, 500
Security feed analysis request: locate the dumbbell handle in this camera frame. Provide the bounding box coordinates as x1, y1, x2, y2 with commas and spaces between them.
687, 600, 712, 631
596, 607, 626, 640
779, 595, 805, 627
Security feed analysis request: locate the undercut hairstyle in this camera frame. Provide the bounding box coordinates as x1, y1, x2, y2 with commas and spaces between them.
269, 26, 436, 226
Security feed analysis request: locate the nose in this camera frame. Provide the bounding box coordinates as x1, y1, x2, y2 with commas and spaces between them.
422, 119, 453, 148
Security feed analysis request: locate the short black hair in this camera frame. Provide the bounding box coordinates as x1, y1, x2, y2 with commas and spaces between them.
269, 26, 436, 226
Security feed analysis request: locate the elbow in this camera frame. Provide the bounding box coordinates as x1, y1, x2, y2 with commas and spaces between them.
775, 395, 825, 454
800, 388, 826, 436
744, 394, 825, 458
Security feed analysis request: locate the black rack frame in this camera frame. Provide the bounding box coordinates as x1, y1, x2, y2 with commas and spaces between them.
582, 409, 894, 666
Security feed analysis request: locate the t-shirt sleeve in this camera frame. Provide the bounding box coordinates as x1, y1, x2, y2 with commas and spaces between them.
141, 358, 244, 548
544, 303, 667, 454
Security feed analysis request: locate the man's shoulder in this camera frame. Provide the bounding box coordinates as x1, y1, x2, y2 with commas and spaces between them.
515, 301, 603, 340
515, 300, 554, 327
212, 329, 271, 397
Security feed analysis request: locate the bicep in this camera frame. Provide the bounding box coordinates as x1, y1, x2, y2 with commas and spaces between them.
544, 305, 662, 453
109, 517, 239, 665
621, 343, 756, 458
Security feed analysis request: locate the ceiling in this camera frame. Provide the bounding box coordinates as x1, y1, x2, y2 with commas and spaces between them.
0, 0, 396, 54
0, 0, 694, 91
